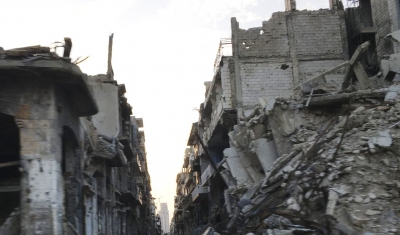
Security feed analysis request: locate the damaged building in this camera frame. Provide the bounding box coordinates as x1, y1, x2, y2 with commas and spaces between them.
0, 36, 161, 235
172, 0, 400, 234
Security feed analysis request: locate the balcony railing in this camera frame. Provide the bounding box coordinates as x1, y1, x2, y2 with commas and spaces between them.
135, 190, 143, 205
191, 185, 210, 202
213, 38, 232, 74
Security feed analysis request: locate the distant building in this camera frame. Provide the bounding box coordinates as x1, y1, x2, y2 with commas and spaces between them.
159, 203, 170, 233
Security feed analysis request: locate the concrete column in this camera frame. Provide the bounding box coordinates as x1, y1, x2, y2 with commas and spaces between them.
287, 14, 300, 86
254, 139, 279, 175
16, 84, 64, 235
285, 0, 296, 11
223, 148, 254, 187
230, 17, 239, 57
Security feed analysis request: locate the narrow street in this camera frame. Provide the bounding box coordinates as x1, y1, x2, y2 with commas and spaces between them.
1, 0, 400, 235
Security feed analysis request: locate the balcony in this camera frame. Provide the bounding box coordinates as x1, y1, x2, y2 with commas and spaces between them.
176, 187, 184, 196
118, 137, 134, 160
183, 156, 189, 168
130, 153, 141, 172
202, 97, 229, 145
135, 190, 143, 205
135, 177, 144, 188
190, 158, 201, 172
184, 173, 193, 186
191, 185, 210, 202
201, 165, 213, 186
179, 173, 187, 185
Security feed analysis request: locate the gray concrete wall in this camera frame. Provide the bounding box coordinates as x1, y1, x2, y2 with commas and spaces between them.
0, 79, 64, 235
89, 76, 120, 138
231, 9, 348, 109
221, 58, 234, 108
371, 0, 395, 57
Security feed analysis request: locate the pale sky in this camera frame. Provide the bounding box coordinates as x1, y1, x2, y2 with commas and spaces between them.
1, 0, 329, 224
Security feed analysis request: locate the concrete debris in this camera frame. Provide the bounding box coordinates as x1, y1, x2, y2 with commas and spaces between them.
387, 30, 400, 43
0, 208, 20, 235
175, 82, 400, 234
369, 131, 392, 148
202, 227, 221, 235
225, 99, 400, 234
385, 84, 400, 103
172, 1, 400, 235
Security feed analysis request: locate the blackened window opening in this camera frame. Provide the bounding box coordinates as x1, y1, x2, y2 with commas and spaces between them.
0, 113, 21, 227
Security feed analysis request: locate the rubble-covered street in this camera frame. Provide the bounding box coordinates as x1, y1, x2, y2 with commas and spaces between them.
2, 0, 400, 235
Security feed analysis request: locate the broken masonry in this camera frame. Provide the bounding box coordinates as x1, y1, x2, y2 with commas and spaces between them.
171, 0, 400, 235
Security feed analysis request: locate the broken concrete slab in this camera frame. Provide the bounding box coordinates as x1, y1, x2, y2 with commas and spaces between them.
224, 148, 254, 187
254, 138, 279, 174
353, 62, 370, 90
349, 41, 371, 66
369, 130, 392, 148
236, 150, 265, 183
304, 89, 388, 106
387, 30, 400, 43
296, 61, 349, 94
381, 53, 400, 81
385, 84, 400, 104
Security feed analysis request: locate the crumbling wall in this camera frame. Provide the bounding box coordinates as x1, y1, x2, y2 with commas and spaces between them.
233, 10, 346, 59
291, 11, 346, 59
89, 76, 120, 138
233, 14, 289, 58
221, 58, 233, 108
298, 60, 347, 87
371, 0, 395, 57
232, 10, 348, 108
240, 60, 293, 106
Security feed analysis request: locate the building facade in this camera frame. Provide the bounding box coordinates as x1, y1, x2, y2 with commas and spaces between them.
0, 38, 161, 235
172, 0, 400, 234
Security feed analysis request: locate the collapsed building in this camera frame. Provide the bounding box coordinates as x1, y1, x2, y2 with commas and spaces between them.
171, 0, 400, 234
0, 36, 162, 235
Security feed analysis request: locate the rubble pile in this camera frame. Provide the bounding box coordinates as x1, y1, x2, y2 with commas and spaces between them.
221, 89, 400, 235
173, 3, 400, 233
